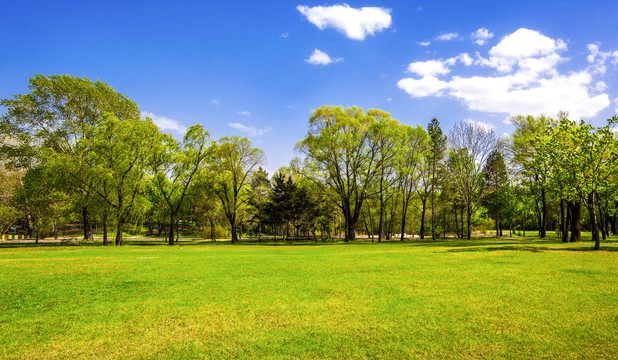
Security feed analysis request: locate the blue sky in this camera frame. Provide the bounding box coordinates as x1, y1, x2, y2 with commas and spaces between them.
2, 1, 618, 173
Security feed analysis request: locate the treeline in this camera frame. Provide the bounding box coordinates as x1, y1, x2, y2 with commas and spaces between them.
1, 75, 616, 249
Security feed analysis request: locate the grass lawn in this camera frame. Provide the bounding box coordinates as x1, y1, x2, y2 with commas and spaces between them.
0, 237, 616, 359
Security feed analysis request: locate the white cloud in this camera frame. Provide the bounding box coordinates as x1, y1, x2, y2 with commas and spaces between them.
306, 49, 342, 65
418, 41, 431, 47
237, 111, 251, 116
398, 28, 611, 120
586, 43, 618, 75
464, 118, 495, 131
280, 32, 289, 38
386, 98, 392, 102
228, 123, 272, 137
436, 32, 459, 41
211, 99, 220, 105
407, 53, 472, 77
471, 28, 494, 45
297, 4, 391, 40
142, 112, 187, 134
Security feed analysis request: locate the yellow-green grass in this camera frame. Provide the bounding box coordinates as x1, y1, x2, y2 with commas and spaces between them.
0, 237, 616, 359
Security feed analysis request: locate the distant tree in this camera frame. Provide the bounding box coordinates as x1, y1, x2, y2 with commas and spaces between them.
427, 118, 447, 240
296, 106, 392, 241
396, 125, 429, 241
482, 150, 509, 236
543, 117, 617, 250
447, 121, 499, 239
152, 124, 213, 245
211, 136, 265, 243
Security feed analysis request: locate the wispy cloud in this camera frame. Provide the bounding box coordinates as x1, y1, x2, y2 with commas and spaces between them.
211, 99, 220, 105
228, 122, 272, 136
306, 49, 342, 65
418, 41, 431, 47
142, 112, 187, 134
237, 110, 251, 116
297, 4, 391, 41
464, 118, 495, 132
280, 32, 289, 38
436, 32, 459, 41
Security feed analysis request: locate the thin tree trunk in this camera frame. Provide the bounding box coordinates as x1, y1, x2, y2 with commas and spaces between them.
569, 201, 582, 243
560, 199, 568, 243
588, 192, 600, 250
540, 188, 547, 238
103, 211, 108, 246
169, 213, 175, 245
466, 204, 472, 240
420, 197, 427, 239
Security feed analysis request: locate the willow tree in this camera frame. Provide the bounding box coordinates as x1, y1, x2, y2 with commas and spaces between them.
447, 121, 499, 239
210, 136, 264, 243
152, 124, 213, 245
297, 106, 393, 242
0, 74, 141, 240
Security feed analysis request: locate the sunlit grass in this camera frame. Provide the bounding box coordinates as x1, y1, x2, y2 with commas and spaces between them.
0, 236, 616, 359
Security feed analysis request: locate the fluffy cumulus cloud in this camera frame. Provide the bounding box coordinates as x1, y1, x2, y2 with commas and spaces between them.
142, 112, 187, 134
471, 28, 494, 45
297, 4, 391, 40
397, 28, 614, 120
228, 123, 272, 137
306, 49, 342, 65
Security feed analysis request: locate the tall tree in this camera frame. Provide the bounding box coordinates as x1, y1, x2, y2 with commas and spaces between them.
296, 106, 388, 241
482, 150, 509, 236
543, 117, 617, 250
211, 136, 265, 243
0, 74, 141, 240
447, 121, 499, 239
427, 118, 447, 240
152, 124, 213, 245
84, 115, 164, 245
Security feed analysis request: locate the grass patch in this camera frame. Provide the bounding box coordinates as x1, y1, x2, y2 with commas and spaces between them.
0, 237, 616, 359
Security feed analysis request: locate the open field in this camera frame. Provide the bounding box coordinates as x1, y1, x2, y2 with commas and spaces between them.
0, 237, 616, 359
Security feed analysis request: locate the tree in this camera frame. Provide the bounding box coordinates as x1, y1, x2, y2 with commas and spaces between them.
0, 74, 141, 241
296, 106, 389, 241
427, 118, 447, 240
84, 115, 165, 245
482, 150, 508, 236
396, 125, 429, 241
447, 121, 499, 239
211, 136, 265, 243
152, 124, 213, 245
511, 115, 557, 238
543, 117, 617, 250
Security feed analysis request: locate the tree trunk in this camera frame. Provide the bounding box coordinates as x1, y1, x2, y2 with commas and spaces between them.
210, 218, 216, 242
540, 188, 547, 238
35, 217, 40, 244
82, 207, 93, 241
453, 200, 459, 239
569, 201, 582, 243
27, 213, 34, 238
103, 211, 108, 246
560, 199, 568, 243
168, 213, 175, 245
420, 197, 427, 239
495, 211, 499, 237
597, 201, 606, 241
400, 202, 408, 242
115, 215, 124, 246
588, 192, 600, 250
499, 213, 503, 237
466, 204, 472, 240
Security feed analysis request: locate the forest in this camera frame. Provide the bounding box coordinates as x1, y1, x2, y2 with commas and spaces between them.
1, 74, 617, 250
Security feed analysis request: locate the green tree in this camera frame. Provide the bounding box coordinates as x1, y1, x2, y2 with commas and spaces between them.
447, 121, 499, 239
0, 74, 141, 240
543, 117, 617, 250
482, 150, 508, 236
211, 136, 265, 243
152, 124, 213, 245
297, 106, 388, 241
427, 118, 447, 240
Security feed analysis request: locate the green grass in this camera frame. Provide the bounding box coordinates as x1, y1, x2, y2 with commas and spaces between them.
0, 237, 616, 359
